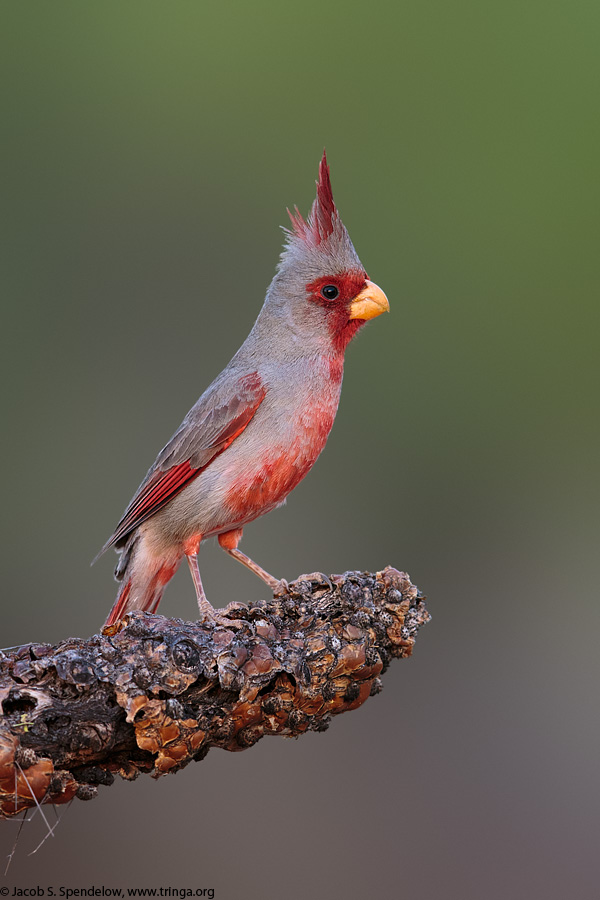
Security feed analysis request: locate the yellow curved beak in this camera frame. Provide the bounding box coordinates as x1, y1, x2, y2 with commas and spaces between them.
348, 280, 390, 321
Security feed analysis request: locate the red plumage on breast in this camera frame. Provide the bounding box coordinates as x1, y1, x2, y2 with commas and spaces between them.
225, 392, 338, 522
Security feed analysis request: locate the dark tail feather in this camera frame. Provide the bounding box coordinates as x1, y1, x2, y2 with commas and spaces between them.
114, 533, 137, 581
92, 511, 139, 567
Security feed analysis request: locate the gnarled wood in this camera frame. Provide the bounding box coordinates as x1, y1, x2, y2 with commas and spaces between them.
0, 567, 430, 817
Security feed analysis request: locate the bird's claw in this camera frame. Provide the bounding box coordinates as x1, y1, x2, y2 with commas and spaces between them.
272, 578, 289, 597
197, 600, 249, 630
200, 611, 247, 630
216, 615, 247, 630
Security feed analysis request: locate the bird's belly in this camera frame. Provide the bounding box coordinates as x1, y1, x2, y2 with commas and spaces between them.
221, 447, 316, 526
219, 398, 336, 527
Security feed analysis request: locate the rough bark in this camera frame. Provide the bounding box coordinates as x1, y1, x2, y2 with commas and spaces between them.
0, 567, 429, 818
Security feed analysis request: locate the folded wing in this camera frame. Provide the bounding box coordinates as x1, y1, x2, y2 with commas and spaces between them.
97, 371, 266, 555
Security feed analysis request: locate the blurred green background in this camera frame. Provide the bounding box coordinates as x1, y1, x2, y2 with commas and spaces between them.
2, 0, 599, 896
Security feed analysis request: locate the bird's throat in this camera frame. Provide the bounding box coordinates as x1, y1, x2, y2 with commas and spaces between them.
331, 318, 364, 354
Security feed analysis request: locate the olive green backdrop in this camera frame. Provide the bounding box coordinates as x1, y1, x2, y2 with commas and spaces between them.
3, 1, 599, 897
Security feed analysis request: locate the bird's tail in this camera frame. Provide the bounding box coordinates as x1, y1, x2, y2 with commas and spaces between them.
104, 533, 181, 628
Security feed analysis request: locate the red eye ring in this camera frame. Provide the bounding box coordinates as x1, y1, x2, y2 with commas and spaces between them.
320, 284, 339, 301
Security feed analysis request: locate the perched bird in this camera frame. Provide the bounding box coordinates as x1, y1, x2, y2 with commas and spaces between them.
98, 151, 389, 628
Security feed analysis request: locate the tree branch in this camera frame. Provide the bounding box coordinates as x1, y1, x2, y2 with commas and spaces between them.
0, 567, 429, 818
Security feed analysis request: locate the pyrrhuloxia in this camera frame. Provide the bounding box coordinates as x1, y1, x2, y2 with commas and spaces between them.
98, 152, 389, 627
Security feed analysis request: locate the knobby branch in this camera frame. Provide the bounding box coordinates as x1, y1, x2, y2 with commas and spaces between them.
0, 567, 430, 817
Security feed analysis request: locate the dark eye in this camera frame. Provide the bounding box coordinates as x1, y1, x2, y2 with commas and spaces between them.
321, 284, 339, 300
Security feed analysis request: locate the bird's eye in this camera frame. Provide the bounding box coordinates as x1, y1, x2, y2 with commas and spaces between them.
320, 284, 339, 301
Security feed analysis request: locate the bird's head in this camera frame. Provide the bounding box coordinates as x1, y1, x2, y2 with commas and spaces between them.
265, 152, 389, 355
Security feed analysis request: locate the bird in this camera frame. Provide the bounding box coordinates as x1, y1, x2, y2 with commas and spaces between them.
97, 151, 389, 629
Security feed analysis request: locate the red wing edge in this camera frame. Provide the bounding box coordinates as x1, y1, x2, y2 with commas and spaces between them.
94, 375, 266, 561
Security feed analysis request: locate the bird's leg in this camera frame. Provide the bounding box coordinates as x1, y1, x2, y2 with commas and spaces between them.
185, 552, 216, 621
184, 535, 245, 628
218, 529, 288, 596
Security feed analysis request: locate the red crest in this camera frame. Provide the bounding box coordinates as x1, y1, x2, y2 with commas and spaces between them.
288, 150, 339, 246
